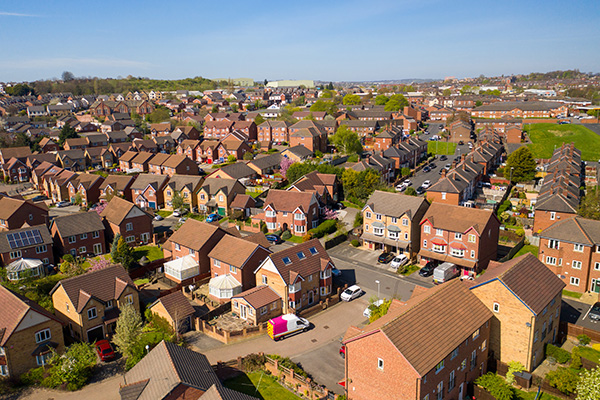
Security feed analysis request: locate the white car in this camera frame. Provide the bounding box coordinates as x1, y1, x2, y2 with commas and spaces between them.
390, 254, 409, 270
363, 299, 384, 317
421, 180, 432, 189
341, 285, 362, 302
395, 183, 407, 192
403, 179, 412, 186
173, 210, 181, 217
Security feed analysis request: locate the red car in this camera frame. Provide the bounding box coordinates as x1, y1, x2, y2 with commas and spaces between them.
339, 345, 346, 359
95, 340, 115, 361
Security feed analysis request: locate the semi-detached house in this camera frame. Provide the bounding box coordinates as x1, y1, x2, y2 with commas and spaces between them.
50, 211, 106, 257
100, 196, 153, 245
258, 189, 319, 236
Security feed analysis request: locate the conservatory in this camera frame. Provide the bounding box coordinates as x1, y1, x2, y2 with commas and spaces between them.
7, 258, 44, 281
208, 274, 242, 301
164, 255, 199, 283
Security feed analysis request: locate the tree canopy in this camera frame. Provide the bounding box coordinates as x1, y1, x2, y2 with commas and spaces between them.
383, 94, 409, 112
310, 100, 338, 115
329, 125, 363, 155
112, 303, 143, 359
374, 95, 389, 105
58, 122, 79, 145
342, 94, 362, 105
505, 147, 537, 183
576, 366, 600, 400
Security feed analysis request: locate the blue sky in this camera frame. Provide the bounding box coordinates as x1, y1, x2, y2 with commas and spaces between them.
1, 0, 599, 82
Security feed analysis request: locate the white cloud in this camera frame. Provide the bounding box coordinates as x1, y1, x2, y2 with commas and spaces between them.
0, 11, 39, 17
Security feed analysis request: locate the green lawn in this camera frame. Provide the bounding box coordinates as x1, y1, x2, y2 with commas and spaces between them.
400, 264, 420, 276
342, 200, 363, 209
526, 123, 600, 161
157, 210, 173, 218
188, 213, 206, 221
285, 235, 304, 244
134, 278, 149, 285
427, 141, 457, 155
224, 371, 301, 400
513, 245, 539, 259
246, 190, 264, 198
132, 245, 164, 261
514, 389, 562, 400
563, 289, 583, 299
577, 345, 600, 364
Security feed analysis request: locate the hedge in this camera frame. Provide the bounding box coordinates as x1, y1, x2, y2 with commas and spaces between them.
546, 343, 571, 364
308, 219, 338, 239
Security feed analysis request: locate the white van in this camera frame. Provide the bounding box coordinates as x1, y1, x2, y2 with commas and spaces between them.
433, 262, 459, 284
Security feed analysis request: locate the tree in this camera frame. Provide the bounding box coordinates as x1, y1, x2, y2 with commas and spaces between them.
62, 71, 75, 82
59, 254, 85, 276
327, 82, 334, 90
578, 187, 600, 220
443, 89, 452, 96
171, 190, 185, 211
112, 303, 143, 359
227, 154, 237, 163
405, 187, 417, 196
45, 342, 97, 390
505, 147, 536, 183
310, 100, 337, 115
243, 151, 254, 160
280, 157, 294, 178
330, 125, 363, 154
384, 94, 409, 112
576, 367, 600, 400
263, 79, 268, 86
342, 94, 362, 105
546, 367, 579, 395
231, 103, 239, 113
58, 122, 79, 145
13, 132, 31, 148
374, 95, 389, 105
254, 114, 265, 126
111, 236, 135, 270
211, 104, 219, 113
146, 107, 171, 123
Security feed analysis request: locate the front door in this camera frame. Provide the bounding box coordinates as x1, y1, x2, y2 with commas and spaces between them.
592, 279, 600, 293
308, 291, 314, 305
240, 305, 247, 319
458, 383, 464, 400
149, 201, 156, 209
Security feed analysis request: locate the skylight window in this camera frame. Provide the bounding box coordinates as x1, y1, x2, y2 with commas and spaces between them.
297, 252, 306, 260
283, 257, 292, 265
309, 247, 318, 255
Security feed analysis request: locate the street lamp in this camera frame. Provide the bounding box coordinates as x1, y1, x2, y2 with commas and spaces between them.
375, 280, 380, 300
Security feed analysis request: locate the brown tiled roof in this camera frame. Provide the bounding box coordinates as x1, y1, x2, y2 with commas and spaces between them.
470, 253, 565, 315
420, 202, 498, 235
131, 151, 154, 164
168, 219, 228, 251
165, 175, 203, 192
0, 285, 63, 346
230, 194, 255, 209
100, 197, 145, 225
242, 232, 271, 249
0, 196, 47, 220
99, 174, 135, 191
345, 280, 492, 376
264, 189, 315, 213
50, 265, 136, 313
208, 235, 268, 268
261, 239, 332, 285
130, 174, 169, 191
162, 154, 189, 168
152, 291, 195, 321
232, 285, 281, 309
0, 146, 32, 161
364, 190, 427, 219
147, 152, 170, 166
120, 150, 139, 162
65, 137, 89, 147
51, 211, 104, 238
200, 384, 259, 400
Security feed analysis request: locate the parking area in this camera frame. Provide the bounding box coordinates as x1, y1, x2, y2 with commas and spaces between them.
561, 298, 600, 331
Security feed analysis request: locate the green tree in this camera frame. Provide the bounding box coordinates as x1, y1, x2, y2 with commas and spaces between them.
578, 187, 600, 220
576, 367, 600, 400
112, 304, 143, 359
211, 104, 219, 113
384, 94, 409, 112
253, 114, 265, 126
505, 146, 536, 183
443, 88, 452, 96
310, 100, 337, 115
405, 187, 417, 196
320, 90, 334, 99
343, 94, 362, 105
243, 151, 254, 160
475, 373, 514, 400
230, 103, 239, 113
47, 342, 97, 390
58, 122, 79, 146
146, 107, 171, 123
171, 190, 185, 211
547, 367, 580, 395
111, 236, 135, 270
374, 95, 389, 105
227, 154, 237, 163
330, 125, 363, 154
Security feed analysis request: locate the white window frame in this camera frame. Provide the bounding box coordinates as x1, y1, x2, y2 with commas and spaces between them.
468, 234, 476, 243
454, 233, 462, 240
377, 358, 384, 371
126, 222, 133, 231
88, 307, 97, 320
35, 328, 51, 343
574, 243, 584, 252
424, 225, 430, 234
262, 275, 268, 285
546, 256, 557, 265
9, 250, 21, 259
572, 260, 582, 270
548, 239, 560, 249
493, 302, 500, 312
436, 228, 443, 236
432, 244, 446, 253
570, 277, 580, 286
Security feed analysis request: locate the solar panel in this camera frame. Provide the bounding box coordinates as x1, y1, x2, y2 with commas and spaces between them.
6, 229, 43, 249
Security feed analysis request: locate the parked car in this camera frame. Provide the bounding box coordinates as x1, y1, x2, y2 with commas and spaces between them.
341, 285, 362, 301
265, 234, 282, 244
429, 163, 437, 169
589, 302, 600, 322
403, 179, 412, 186
339, 345, 346, 358
178, 217, 187, 223
416, 186, 425, 195
331, 267, 342, 277
206, 213, 222, 223
458, 140, 464, 145
173, 210, 181, 217
31, 195, 48, 202
419, 261, 437, 277
95, 340, 115, 362
440, 155, 448, 161
268, 314, 310, 341
56, 201, 71, 207
423, 166, 430, 173
363, 299, 384, 318
154, 214, 164, 221
390, 254, 409, 270
377, 252, 394, 264
445, 163, 451, 170
395, 183, 407, 192
421, 180, 432, 189
433, 262, 460, 284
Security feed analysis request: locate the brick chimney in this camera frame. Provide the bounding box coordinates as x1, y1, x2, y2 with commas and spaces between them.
441, 168, 447, 178
452, 160, 457, 169
461, 154, 466, 163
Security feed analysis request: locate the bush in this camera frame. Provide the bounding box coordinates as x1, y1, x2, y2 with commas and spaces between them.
546, 344, 571, 364
301, 233, 313, 242
506, 361, 525, 384
401, 167, 411, 177
475, 373, 514, 400
281, 230, 292, 240
571, 346, 582, 369
351, 239, 360, 247
347, 154, 359, 163
308, 219, 338, 239
267, 355, 309, 379
515, 228, 525, 237
497, 199, 512, 215
353, 212, 363, 228
546, 367, 579, 395
578, 334, 591, 346
261, 221, 268, 234
243, 353, 266, 372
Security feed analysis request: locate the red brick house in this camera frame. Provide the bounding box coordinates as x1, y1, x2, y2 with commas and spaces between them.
257, 120, 290, 144
204, 120, 234, 140
288, 170, 341, 205
99, 175, 135, 202
177, 140, 202, 161
50, 211, 106, 257
66, 173, 104, 207
256, 189, 320, 236
207, 235, 271, 302
419, 203, 500, 276
100, 197, 153, 245
196, 140, 219, 164
130, 174, 169, 210
161, 155, 199, 177
130, 151, 154, 172
288, 123, 327, 153
0, 224, 54, 267
118, 151, 138, 171
343, 280, 492, 400
0, 196, 49, 232
214, 140, 252, 162
39, 137, 59, 153
147, 153, 171, 175
253, 239, 334, 313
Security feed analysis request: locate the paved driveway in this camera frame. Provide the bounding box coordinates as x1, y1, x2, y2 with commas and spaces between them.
20, 374, 122, 400
562, 298, 600, 331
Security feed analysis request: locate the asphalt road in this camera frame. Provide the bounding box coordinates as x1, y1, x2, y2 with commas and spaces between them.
48, 204, 82, 218
561, 298, 600, 331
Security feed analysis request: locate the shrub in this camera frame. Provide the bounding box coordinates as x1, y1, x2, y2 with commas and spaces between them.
347, 154, 359, 163
301, 233, 313, 242
353, 212, 363, 228
592, 343, 600, 352
571, 346, 582, 369
578, 334, 591, 346
475, 373, 514, 400
546, 367, 579, 395
242, 353, 266, 372
515, 228, 525, 237
308, 219, 338, 239
267, 355, 309, 379
281, 230, 292, 240
400, 167, 411, 177
351, 239, 360, 247
545, 343, 571, 364
506, 361, 525, 384
261, 221, 268, 234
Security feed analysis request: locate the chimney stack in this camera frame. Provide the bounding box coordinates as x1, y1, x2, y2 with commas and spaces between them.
441, 168, 447, 178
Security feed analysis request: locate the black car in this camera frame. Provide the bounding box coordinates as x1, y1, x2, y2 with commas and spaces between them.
423, 166, 430, 173
589, 302, 600, 322
429, 163, 437, 169
265, 234, 282, 244
31, 195, 48, 202
419, 261, 437, 277
440, 155, 448, 161
416, 186, 425, 195
378, 252, 394, 264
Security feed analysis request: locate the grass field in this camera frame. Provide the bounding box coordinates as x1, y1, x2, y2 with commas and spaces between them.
224, 371, 300, 400
157, 210, 173, 218
513, 245, 539, 259
514, 389, 561, 400
526, 123, 600, 161
563, 289, 583, 299
133, 245, 164, 261
400, 264, 420, 276
428, 141, 457, 155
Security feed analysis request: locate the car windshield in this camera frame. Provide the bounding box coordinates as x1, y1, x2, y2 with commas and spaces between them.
102, 348, 112, 354
592, 305, 600, 313
343, 289, 354, 295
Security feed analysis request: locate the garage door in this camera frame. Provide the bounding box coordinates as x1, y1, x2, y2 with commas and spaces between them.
87, 325, 104, 343
149, 201, 156, 209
